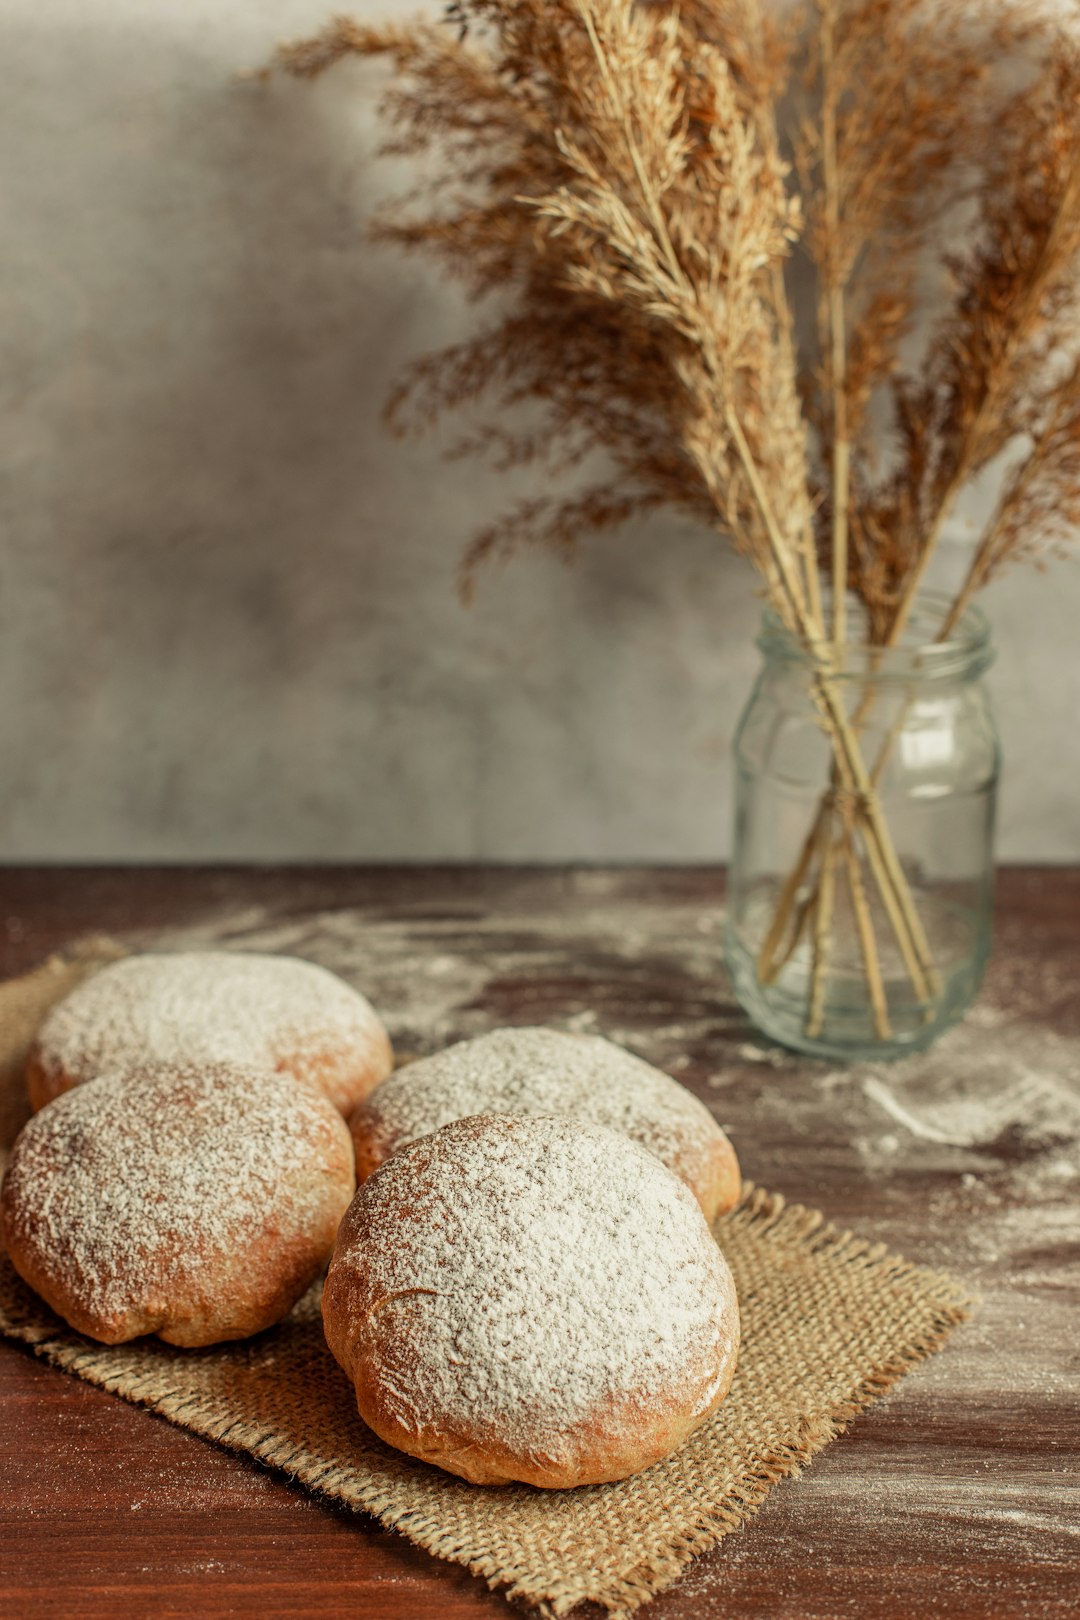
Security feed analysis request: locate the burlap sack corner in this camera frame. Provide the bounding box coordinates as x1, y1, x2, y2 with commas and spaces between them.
0, 946, 975, 1619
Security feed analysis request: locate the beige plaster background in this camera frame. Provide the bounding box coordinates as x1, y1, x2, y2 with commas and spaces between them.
1, 0, 1077, 861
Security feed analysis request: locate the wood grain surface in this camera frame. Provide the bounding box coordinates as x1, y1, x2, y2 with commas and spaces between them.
0, 866, 1077, 1620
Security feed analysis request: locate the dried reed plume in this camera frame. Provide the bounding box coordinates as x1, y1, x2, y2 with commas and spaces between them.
795, 0, 1002, 644
851, 9, 1080, 641
273, 0, 1080, 1040
275, 1, 1078, 635
277, 2, 813, 617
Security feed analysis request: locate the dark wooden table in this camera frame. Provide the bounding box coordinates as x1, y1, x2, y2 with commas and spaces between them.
1, 866, 1077, 1619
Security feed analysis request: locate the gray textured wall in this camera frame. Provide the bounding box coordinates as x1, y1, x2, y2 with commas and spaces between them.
2, 0, 1077, 862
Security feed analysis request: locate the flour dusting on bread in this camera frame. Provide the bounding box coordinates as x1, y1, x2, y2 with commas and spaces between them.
351, 1026, 739, 1218
1, 1060, 355, 1344
29, 951, 392, 1115
325, 1112, 739, 1486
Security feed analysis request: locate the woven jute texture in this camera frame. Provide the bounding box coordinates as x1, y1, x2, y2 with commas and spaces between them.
0, 948, 975, 1618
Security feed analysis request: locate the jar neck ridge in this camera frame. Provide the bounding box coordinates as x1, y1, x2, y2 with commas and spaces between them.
757, 592, 994, 684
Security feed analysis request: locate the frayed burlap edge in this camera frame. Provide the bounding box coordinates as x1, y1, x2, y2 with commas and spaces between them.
0, 944, 978, 1618
0, 1184, 976, 1619
527, 1188, 977, 1620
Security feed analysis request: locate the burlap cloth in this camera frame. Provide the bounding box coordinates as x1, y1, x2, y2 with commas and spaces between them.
0, 946, 975, 1618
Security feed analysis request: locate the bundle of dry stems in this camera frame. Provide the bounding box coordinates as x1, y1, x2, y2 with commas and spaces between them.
275, 0, 1080, 1038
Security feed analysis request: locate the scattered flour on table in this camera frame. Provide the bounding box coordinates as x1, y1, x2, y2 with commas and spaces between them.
145, 899, 743, 1062
858, 1021, 1080, 1151
147, 909, 501, 1046
734, 1041, 793, 1069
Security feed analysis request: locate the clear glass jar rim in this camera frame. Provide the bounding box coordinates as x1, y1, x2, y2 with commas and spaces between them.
758, 591, 993, 680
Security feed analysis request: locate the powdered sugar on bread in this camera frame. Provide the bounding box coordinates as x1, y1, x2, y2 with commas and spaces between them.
29, 951, 392, 1116
324, 1113, 739, 1487
1, 1060, 355, 1345
351, 1027, 739, 1219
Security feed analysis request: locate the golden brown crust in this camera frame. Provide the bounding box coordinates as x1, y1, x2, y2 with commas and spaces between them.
285, 1024, 394, 1119
25, 1049, 59, 1115
5, 1204, 338, 1347
348, 1027, 741, 1222
679, 1128, 743, 1224
25, 952, 394, 1117
2, 1060, 356, 1346
347, 1364, 737, 1488
349, 1118, 388, 1186
323, 1114, 740, 1489
25, 1049, 55, 1114
29, 1031, 394, 1121
336, 1318, 738, 1488
350, 1112, 741, 1222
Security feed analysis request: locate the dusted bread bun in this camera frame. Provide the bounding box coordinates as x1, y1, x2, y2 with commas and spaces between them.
1, 1060, 355, 1346
27, 951, 393, 1117
323, 1113, 739, 1489
349, 1027, 740, 1221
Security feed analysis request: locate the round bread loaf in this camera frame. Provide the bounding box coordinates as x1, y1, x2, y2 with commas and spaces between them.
27, 951, 393, 1116
349, 1027, 740, 1221
1, 1060, 356, 1346
323, 1112, 740, 1488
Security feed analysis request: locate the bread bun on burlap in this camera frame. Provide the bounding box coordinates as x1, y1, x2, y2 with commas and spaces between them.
323, 1112, 739, 1489
349, 1027, 739, 1221
1, 1060, 355, 1346
27, 951, 393, 1117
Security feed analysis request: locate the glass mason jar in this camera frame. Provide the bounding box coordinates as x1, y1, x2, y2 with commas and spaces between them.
724, 594, 999, 1061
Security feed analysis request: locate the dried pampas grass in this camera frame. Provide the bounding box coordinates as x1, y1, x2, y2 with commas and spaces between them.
271, 0, 1080, 1038
274, 0, 1080, 633
282, 2, 814, 619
